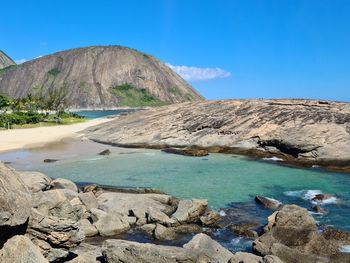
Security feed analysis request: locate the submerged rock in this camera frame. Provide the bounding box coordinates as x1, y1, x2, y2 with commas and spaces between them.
98, 149, 111, 156
230, 222, 259, 239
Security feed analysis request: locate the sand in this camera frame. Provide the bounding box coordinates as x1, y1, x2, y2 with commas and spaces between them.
0, 118, 112, 152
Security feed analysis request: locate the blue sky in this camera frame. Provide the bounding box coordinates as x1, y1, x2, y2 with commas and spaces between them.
2, 0, 350, 101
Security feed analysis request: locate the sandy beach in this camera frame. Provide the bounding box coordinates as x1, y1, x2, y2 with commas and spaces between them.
0, 117, 112, 152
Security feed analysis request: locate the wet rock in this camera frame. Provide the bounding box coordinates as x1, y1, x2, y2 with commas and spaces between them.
200, 210, 221, 226
78, 192, 98, 211
154, 223, 177, 240
0, 162, 31, 229
172, 224, 202, 234
43, 159, 58, 163
0, 235, 48, 263
98, 149, 111, 156
18, 171, 52, 193
171, 199, 208, 223
312, 205, 325, 214
162, 147, 209, 157
183, 233, 233, 263
78, 219, 98, 237
230, 222, 259, 239
51, 178, 78, 192
90, 208, 130, 236
255, 196, 281, 209
311, 194, 336, 203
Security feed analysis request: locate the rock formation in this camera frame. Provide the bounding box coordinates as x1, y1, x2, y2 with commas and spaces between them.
0, 46, 203, 108
86, 99, 350, 171
0, 50, 15, 70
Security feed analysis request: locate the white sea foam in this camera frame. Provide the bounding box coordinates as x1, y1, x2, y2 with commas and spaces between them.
339, 245, 350, 253
284, 189, 338, 205
219, 210, 226, 217
265, 197, 282, 206
262, 156, 284, 162
230, 237, 243, 246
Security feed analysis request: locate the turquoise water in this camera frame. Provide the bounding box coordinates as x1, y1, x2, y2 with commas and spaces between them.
75, 109, 138, 119
10, 148, 350, 231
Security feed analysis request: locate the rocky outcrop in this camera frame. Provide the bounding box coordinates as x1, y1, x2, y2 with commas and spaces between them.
0, 162, 31, 242
0, 50, 15, 70
253, 205, 350, 263
0, 46, 203, 108
102, 233, 233, 263
255, 196, 281, 210
162, 147, 209, 157
86, 99, 350, 171
0, 235, 48, 263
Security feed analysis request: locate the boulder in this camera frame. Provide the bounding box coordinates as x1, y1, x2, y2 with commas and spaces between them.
172, 224, 202, 234
0, 235, 48, 263
139, 224, 156, 235
200, 210, 221, 226
97, 192, 174, 224
78, 219, 98, 237
18, 171, 52, 193
102, 239, 196, 263
82, 184, 102, 195
51, 178, 78, 192
230, 222, 259, 239
253, 205, 350, 263
90, 208, 130, 236
183, 233, 233, 262
146, 207, 176, 226
154, 224, 177, 240
229, 252, 283, 263
32, 189, 78, 220
255, 196, 281, 209
68, 243, 102, 263
171, 199, 208, 223
0, 162, 31, 228
27, 208, 84, 249
78, 192, 98, 211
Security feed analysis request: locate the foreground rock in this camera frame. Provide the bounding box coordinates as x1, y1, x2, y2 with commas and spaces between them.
229, 252, 283, 263
102, 233, 233, 263
0, 235, 48, 263
253, 205, 350, 263
18, 171, 52, 193
85, 99, 350, 171
0, 162, 31, 237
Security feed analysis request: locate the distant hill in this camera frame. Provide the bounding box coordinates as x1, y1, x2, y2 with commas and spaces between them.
0, 50, 16, 69
0, 46, 204, 108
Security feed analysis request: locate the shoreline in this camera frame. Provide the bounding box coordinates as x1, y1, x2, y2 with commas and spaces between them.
0, 117, 113, 153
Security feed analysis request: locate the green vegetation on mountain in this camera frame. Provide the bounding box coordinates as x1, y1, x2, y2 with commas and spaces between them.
110, 84, 167, 107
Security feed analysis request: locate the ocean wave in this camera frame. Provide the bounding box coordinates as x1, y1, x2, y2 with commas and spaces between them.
283, 189, 337, 205
262, 156, 284, 162
339, 245, 350, 253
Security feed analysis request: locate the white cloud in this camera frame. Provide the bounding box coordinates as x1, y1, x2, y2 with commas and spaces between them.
167, 63, 231, 81
15, 58, 27, 64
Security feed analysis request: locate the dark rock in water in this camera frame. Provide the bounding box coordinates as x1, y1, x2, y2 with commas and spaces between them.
312, 194, 335, 202
312, 205, 325, 214
43, 159, 59, 163
229, 223, 259, 239
98, 149, 111, 156
255, 196, 281, 210
162, 147, 209, 157
253, 205, 350, 263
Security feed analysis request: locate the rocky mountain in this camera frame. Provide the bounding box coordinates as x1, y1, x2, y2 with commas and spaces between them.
85, 99, 350, 172
0, 50, 16, 69
0, 46, 203, 108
